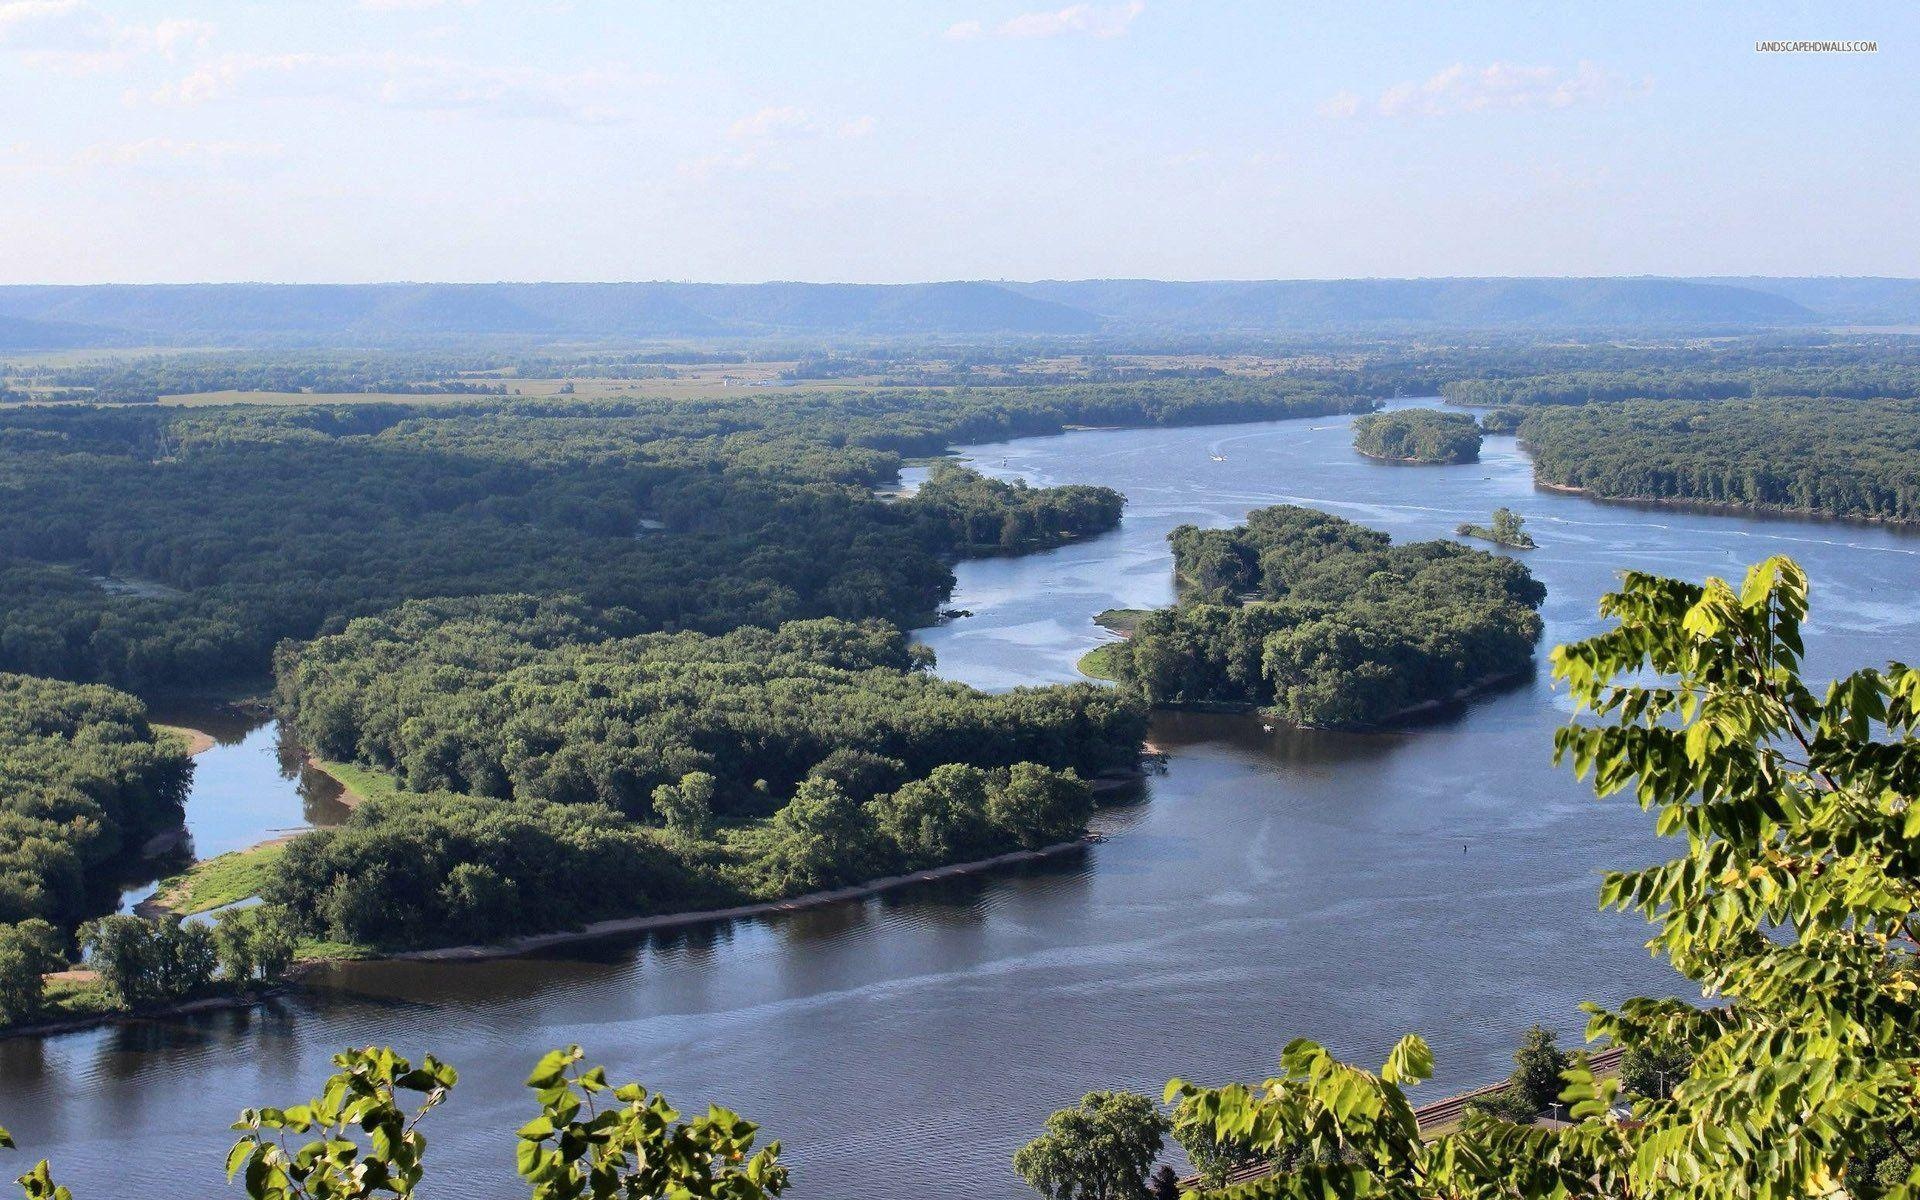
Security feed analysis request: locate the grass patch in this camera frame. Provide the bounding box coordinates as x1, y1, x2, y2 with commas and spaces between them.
156, 841, 288, 915
306, 756, 406, 805
1092, 608, 1149, 636
153, 723, 215, 755
1078, 643, 1122, 682
39, 975, 118, 1022
295, 938, 375, 962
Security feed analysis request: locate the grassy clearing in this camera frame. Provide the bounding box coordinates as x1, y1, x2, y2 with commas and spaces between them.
38, 974, 118, 1022
306, 755, 404, 805
155, 841, 289, 914
153, 723, 215, 755
1092, 608, 1150, 636
1077, 643, 1122, 682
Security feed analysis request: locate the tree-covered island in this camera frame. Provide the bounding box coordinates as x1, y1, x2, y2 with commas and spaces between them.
1100, 506, 1545, 727
1352, 409, 1483, 464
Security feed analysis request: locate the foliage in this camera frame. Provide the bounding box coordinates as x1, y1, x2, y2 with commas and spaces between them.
78, 913, 216, 1009
1519, 398, 1920, 522
1161, 555, 1920, 1200
911, 462, 1122, 552
0, 383, 1366, 691
228, 1046, 457, 1200
1013, 1091, 1170, 1200
1108, 506, 1544, 726
213, 905, 300, 986
0, 674, 191, 931
276, 601, 1143, 817
517, 1044, 788, 1200
1353, 410, 1481, 464
0, 919, 61, 1025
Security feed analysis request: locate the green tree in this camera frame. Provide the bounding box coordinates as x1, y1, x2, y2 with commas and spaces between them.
214, 906, 299, 986
79, 914, 215, 1009
1490, 508, 1528, 546
0, 919, 62, 1026
652, 772, 717, 842
228, 1045, 457, 1200
986, 764, 1092, 850
758, 777, 878, 894
867, 764, 991, 869
1163, 556, 1920, 1200
1509, 1025, 1569, 1113
1013, 1091, 1169, 1200
516, 1044, 788, 1200
1618, 1034, 1691, 1101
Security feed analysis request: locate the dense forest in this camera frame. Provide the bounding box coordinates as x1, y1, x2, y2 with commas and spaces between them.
276, 598, 1143, 816
0, 381, 1371, 691
1442, 364, 1920, 407
1518, 398, 1920, 523
1351, 409, 1482, 464
0, 674, 190, 931
1105, 506, 1545, 726
266, 599, 1142, 946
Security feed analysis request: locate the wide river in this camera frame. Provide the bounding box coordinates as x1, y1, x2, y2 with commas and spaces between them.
3, 403, 1915, 1198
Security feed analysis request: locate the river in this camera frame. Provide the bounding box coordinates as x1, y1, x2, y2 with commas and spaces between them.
3, 403, 1914, 1199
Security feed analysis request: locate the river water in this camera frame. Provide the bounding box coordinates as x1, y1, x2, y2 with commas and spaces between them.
3, 403, 1915, 1199
113, 701, 352, 913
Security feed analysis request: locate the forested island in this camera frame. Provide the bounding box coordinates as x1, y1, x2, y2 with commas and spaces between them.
268, 599, 1143, 947
1517, 398, 1920, 523
1351, 410, 1482, 464
1102, 506, 1545, 727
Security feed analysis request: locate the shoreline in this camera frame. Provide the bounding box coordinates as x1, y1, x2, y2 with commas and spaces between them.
387, 834, 1101, 962
9, 836, 1104, 1040
1530, 476, 1919, 527
1355, 447, 1478, 467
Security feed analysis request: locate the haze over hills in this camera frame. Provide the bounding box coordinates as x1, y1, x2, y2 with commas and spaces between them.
0, 277, 1913, 348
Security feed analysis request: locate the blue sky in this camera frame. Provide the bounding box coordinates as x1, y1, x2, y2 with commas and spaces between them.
0, 0, 1911, 283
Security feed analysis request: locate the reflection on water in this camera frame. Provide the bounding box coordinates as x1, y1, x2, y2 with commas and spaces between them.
114, 700, 352, 911
7, 404, 1916, 1200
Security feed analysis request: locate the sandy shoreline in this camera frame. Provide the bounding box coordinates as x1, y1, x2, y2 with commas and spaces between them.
389, 835, 1101, 963
8, 836, 1102, 1040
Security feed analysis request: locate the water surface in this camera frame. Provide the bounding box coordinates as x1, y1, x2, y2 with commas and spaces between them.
6, 404, 1914, 1200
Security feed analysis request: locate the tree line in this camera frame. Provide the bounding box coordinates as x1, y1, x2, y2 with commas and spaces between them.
1518, 397, 1920, 523
0, 381, 1371, 692
1104, 506, 1545, 727
1442, 363, 1920, 407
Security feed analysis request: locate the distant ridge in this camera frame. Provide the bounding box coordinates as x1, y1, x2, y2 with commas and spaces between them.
0, 277, 1910, 348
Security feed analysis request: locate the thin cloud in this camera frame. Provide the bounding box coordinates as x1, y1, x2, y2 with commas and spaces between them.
0, 0, 211, 72
73, 137, 282, 167
945, 2, 1144, 41
728, 105, 812, 140
1326, 61, 1647, 120
145, 50, 637, 124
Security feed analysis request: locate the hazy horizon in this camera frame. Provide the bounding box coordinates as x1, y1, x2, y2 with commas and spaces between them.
2, 1, 1911, 285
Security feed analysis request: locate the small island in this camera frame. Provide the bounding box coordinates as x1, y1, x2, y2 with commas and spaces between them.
1352, 410, 1482, 464
1457, 507, 1536, 549
1101, 505, 1546, 728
